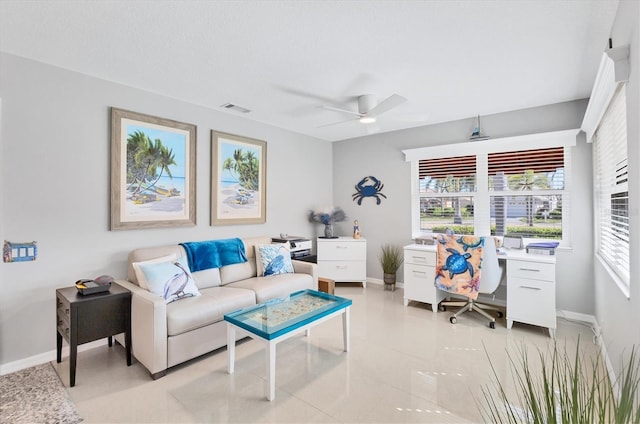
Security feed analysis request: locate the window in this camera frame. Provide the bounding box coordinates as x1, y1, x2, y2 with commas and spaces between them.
488, 147, 565, 239
419, 155, 476, 233
594, 85, 629, 287
405, 130, 577, 244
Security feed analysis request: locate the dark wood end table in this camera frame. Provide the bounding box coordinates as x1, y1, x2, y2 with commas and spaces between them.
56, 282, 132, 386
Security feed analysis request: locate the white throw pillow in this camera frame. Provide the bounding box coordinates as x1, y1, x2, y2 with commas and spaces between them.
136, 256, 201, 303
132, 254, 177, 290
255, 244, 294, 277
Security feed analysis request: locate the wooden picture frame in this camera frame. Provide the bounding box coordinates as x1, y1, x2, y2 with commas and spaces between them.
110, 108, 196, 230
211, 130, 266, 225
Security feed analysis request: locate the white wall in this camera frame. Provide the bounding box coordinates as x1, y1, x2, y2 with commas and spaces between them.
0, 53, 332, 367
594, 0, 640, 374
332, 99, 595, 315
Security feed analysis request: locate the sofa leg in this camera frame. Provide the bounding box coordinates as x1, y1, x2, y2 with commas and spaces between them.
151, 370, 167, 380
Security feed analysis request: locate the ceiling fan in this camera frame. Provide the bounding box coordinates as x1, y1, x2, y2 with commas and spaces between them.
319, 94, 407, 127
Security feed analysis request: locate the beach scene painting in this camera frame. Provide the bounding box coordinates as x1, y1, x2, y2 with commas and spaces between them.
110, 108, 196, 230
211, 131, 266, 225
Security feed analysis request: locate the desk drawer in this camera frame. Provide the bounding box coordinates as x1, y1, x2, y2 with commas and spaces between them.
318, 260, 366, 282
404, 249, 436, 266
508, 277, 556, 328
404, 263, 438, 303
318, 241, 366, 261
507, 260, 555, 281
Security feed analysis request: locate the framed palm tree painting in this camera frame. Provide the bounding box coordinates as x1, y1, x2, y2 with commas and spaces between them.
211, 131, 266, 225
110, 108, 196, 230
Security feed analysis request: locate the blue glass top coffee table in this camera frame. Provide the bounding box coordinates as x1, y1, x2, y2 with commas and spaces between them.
224, 289, 352, 401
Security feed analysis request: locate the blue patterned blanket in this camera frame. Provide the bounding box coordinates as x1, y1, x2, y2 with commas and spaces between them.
435, 234, 484, 300
180, 238, 247, 272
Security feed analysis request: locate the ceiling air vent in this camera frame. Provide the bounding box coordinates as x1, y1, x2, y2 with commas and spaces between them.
220, 103, 251, 114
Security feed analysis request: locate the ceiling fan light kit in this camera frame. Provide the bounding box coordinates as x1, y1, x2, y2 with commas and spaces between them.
359, 116, 376, 124
319, 93, 407, 128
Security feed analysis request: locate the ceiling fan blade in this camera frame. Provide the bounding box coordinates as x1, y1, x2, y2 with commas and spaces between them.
322, 105, 363, 117
367, 94, 407, 117
317, 117, 359, 128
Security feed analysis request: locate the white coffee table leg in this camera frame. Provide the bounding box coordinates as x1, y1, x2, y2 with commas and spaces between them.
343, 307, 350, 352
266, 342, 276, 401
227, 323, 235, 374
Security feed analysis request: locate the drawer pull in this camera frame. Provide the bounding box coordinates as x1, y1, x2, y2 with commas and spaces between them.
520, 285, 541, 291
519, 268, 540, 272
412, 256, 427, 262
412, 271, 427, 276
65, 308, 70, 315
336, 246, 348, 249
336, 265, 348, 269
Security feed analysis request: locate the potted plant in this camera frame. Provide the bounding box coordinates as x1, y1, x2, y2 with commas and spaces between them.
379, 244, 403, 291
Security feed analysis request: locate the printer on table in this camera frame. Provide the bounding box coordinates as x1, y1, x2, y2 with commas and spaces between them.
271, 236, 313, 260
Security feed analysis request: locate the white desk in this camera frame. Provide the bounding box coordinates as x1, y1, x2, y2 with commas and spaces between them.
403, 244, 557, 337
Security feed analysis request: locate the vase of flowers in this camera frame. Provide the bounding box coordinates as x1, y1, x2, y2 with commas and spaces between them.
308, 207, 346, 239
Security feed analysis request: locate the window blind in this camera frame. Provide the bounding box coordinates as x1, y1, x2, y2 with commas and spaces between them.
419, 155, 476, 193
594, 85, 629, 286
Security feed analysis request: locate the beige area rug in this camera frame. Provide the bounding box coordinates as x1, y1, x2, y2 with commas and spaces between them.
0, 362, 83, 423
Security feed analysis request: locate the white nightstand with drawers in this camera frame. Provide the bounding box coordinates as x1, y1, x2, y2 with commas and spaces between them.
317, 237, 367, 287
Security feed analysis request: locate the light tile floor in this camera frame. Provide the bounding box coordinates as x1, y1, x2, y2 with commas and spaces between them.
52, 284, 599, 423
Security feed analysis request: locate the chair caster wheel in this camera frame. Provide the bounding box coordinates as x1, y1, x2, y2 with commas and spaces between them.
450, 316, 457, 324
497, 311, 504, 318
438, 305, 446, 312
489, 322, 495, 329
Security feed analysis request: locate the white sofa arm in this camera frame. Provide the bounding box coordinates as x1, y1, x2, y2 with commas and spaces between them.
291, 260, 318, 291
115, 279, 168, 379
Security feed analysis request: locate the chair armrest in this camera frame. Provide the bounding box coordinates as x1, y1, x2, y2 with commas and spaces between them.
291, 260, 318, 291
114, 279, 168, 376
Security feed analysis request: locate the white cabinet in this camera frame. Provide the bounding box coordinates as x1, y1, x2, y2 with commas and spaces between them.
317, 237, 367, 287
506, 255, 556, 337
403, 245, 446, 314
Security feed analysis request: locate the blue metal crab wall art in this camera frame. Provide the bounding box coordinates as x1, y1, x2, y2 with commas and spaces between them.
352, 176, 387, 205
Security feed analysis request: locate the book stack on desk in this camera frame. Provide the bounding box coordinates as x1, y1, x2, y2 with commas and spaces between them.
526, 242, 559, 255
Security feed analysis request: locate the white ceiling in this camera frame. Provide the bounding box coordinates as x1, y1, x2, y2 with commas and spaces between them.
0, 0, 619, 142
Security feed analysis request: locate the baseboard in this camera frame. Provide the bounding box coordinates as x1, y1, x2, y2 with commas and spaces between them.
0, 339, 107, 376
556, 309, 598, 326
555, 310, 615, 390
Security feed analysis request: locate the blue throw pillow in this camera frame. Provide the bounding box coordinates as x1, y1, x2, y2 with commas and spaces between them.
256, 244, 294, 277
137, 256, 201, 303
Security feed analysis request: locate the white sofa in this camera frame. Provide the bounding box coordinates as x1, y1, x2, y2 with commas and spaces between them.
115, 236, 317, 379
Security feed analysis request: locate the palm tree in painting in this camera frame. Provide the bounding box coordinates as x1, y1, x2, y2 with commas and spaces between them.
126, 132, 176, 196
143, 142, 176, 191
223, 148, 259, 191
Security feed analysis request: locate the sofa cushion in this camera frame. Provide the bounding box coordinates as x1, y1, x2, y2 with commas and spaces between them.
255, 244, 294, 277
219, 236, 271, 285
225, 273, 313, 304
137, 256, 201, 304
166, 287, 255, 336
191, 268, 222, 290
